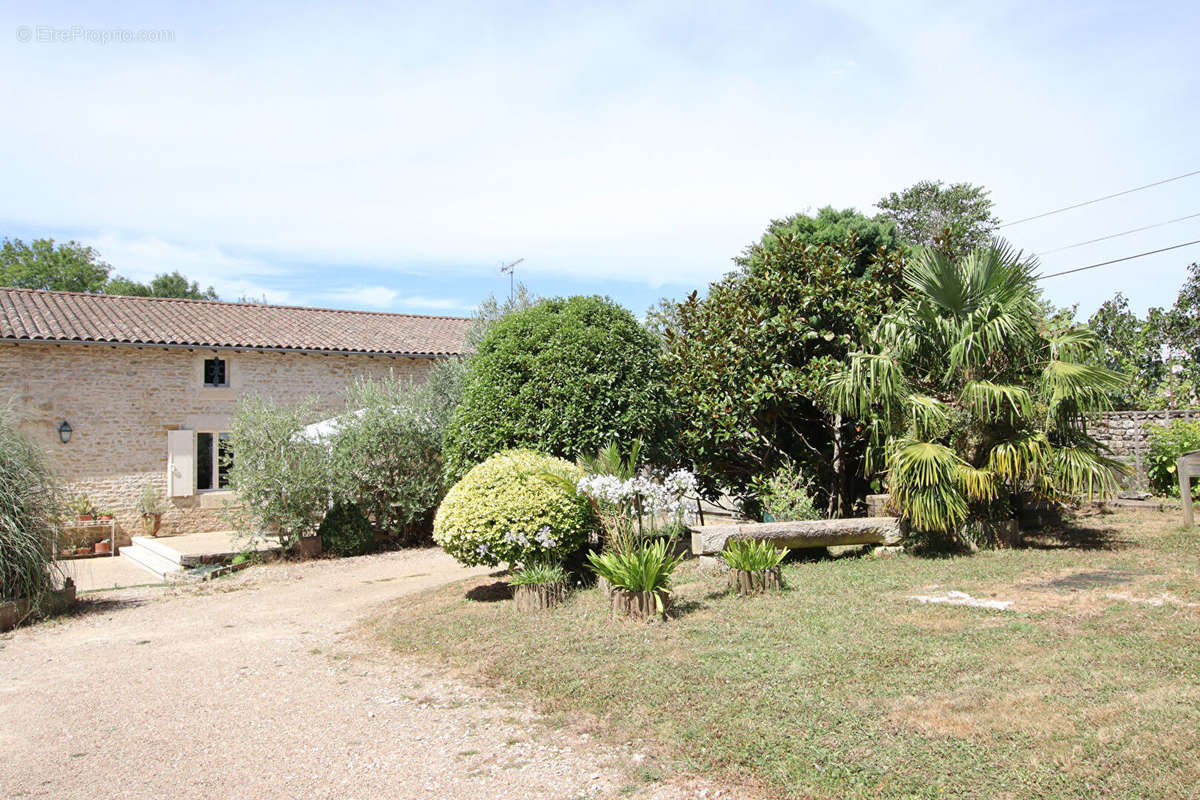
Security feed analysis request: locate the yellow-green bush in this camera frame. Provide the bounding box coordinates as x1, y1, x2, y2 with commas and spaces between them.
433, 450, 596, 567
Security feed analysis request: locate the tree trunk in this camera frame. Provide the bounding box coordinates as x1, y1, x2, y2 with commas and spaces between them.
827, 415, 842, 518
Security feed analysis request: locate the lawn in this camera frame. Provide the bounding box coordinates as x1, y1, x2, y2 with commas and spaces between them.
379, 508, 1200, 799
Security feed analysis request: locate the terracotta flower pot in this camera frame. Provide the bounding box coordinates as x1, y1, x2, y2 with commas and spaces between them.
94, 541, 112, 555
74, 547, 90, 556
77, 514, 94, 522
98, 514, 113, 521
141, 513, 162, 537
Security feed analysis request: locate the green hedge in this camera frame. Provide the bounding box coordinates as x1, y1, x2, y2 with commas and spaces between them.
433, 450, 596, 567
443, 296, 673, 483
317, 502, 376, 557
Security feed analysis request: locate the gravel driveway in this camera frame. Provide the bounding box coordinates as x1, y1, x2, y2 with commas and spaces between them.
0, 549, 730, 800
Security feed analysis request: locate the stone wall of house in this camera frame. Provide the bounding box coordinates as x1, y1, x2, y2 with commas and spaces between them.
1091, 408, 1200, 489
0, 342, 433, 544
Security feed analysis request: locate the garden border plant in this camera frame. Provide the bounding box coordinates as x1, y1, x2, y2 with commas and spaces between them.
0, 402, 63, 620
719, 538, 789, 595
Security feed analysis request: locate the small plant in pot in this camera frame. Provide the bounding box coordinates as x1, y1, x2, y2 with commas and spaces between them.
137, 485, 166, 537
719, 538, 788, 596
97, 508, 114, 522
509, 558, 569, 612
68, 493, 95, 522
587, 538, 684, 621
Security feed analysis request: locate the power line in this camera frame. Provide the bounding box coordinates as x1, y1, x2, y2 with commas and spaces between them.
1000, 168, 1200, 228
1037, 239, 1200, 280
1035, 211, 1200, 256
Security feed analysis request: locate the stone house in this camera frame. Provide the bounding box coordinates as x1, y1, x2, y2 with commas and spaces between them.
0, 288, 468, 543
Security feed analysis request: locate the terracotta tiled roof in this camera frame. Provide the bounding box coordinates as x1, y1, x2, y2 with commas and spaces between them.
0, 289, 469, 356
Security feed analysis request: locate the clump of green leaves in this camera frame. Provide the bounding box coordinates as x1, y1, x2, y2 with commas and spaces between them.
0, 403, 60, 606
136, 484, 166, 515
227, 396, 329, 551
586, 538, 684, 594
757, 463, 821, 521
718, 538, 789, 572
1146, 419, 1200, 497
508, 559, 567, 587
327, 376, 445, 543
316, 501, 376, 557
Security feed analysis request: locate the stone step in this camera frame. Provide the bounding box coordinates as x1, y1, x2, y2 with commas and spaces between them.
118, 543, 183, 580
128, 535, 187, 565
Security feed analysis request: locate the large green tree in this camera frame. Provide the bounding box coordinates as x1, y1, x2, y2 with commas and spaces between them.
661, 229, 905, 515
1087, 292, 1168, 409
876, 180, 999, 258
1086, 262, 1200, 410
738, 206, 902, 275
106, 271, 218, 300
829, 243, 1126, 540
1, 236, 218, 299
443, 295, 673, 483
0, 238, 110, 292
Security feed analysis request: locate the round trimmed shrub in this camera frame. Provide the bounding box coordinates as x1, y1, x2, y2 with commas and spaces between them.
317, 502, 376, 557
433, 450, 597, 567
443, 295, 673, 483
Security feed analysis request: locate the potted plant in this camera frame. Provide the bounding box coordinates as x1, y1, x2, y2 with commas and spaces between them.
68, 493, 95, 522
93, 539, 112, 555
97, 509, 114, 522
587, 539, 684, 621
719, 538, 788, 596
509, 559, 569, 612
137, 484, 166, 537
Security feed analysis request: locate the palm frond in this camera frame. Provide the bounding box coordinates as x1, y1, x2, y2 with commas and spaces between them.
827, 351, 908, 419
903, 248, 967, 316
956, 464, 998, 502
1042, 359, 1127, 415
1048, 326, 1101, 363
889, 440, 969, 532
1050, 445, 1127, 499
907, 394, 950, 440
961, 381, 1033, 423
985, 432, 1051, 482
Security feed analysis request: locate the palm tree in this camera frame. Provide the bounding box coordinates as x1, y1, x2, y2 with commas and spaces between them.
828, 241, 1127, 534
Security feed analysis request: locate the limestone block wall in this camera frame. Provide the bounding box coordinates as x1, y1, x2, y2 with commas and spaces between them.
0, 342, 433, 542
1091, 409, 1200, 488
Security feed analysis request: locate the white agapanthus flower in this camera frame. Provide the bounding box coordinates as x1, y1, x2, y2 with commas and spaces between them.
576, 467, 697, 516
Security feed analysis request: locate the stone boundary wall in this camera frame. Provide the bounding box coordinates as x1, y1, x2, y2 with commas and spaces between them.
1091, 409, 1200, 488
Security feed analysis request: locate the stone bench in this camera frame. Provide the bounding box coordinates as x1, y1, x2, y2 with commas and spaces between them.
690, 517, 903, 556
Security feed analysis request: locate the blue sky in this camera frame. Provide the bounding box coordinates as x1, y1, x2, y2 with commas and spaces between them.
2, 1, 1198, 319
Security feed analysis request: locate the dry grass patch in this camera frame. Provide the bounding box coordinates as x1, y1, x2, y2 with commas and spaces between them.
382, 508, 1200, 799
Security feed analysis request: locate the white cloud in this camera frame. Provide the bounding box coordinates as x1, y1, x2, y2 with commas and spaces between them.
321, 286, 400, 309
89, 233, 295, 304
320, 286, 469, 313
0, 2, 1196, 315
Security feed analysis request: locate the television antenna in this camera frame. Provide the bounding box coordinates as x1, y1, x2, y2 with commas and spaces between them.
498, 257, 524, 303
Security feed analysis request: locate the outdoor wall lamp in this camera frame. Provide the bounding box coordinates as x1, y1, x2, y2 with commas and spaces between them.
58, 420, 72, 444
